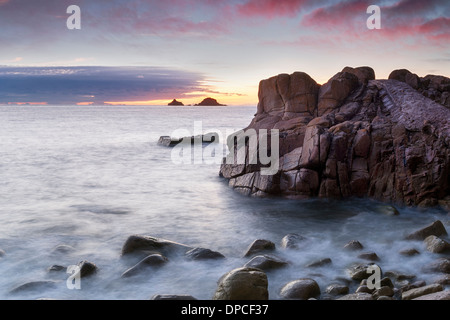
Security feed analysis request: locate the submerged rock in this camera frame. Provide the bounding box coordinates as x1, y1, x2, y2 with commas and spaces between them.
158, 133, 219, 147
422, 258, 450, 274
10, 281, 59, 294
185, 248, 225, 261
121, 254, 168, 278
213, 267, 268, 300
279, 278, 321, 300
243, 255, 288, 271
306, 258, 332, 268
399, 248, 420, 257
347, 263, 382, 281
357, 252, 380, 262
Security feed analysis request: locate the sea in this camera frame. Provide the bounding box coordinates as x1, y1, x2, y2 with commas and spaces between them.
0, 105, 448, 300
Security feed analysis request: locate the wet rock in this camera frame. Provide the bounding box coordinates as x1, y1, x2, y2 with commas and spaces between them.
337, 293, 374, 300
121, 254, 168, 278
121, 235, 191, 257
343, 240, 364, 251
402, 283, 444, 300
373, 286, 394, 299
400, 281, 427, 294
325, 284, 349, 296
405, 220, 447, 241
279, 278, 321, 300
424, 235, 450, 253
243, 255, 288, 271
422, 258, 450, 274
377, 296, 395, 300
185, 248, 225, 261
47, 265, 66, 273
10, 281, 59, 294
244, 239, 276, 257
433, 274, 450, 286
213, 267, 268, 300
356, 285, 373, 294
380, 277, 395, 288
306, 258, 332, 268
347, 263, 382, 281
51, 245, 76, 255
375, 205, 400, 216
384, 271, 415, 282
399, 248, 420, 256
158, 133, 219, 147
151, 294, 197, 300
281, 233, 306, 249
77, 260, 98, 278
412, 290, 450, 300
357, 252, 380, 262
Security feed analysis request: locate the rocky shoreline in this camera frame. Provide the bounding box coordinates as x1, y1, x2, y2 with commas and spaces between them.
4, 218, 449, 300
219, 67, 450, 208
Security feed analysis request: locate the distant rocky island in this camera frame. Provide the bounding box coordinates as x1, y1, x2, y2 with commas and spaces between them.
219, 67, 450, 209
168, 99, 184, 106
195, 98, 226, 106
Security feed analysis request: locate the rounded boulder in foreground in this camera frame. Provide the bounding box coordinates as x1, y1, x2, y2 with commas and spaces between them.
280, 278, 321, 300
213, 267, 268, 300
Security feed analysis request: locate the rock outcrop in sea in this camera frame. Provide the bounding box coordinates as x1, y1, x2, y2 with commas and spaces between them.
168, 99, 184, 106
219, 67, 450, 208
195, 98, 226, 106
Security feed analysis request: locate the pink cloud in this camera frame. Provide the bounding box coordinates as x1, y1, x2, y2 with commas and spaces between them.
237, 0, 310, 18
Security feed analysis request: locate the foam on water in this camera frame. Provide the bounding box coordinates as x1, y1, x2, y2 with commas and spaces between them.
0, 105, 448, 300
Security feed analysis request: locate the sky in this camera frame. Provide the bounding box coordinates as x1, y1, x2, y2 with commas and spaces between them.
0, 0, 449, 106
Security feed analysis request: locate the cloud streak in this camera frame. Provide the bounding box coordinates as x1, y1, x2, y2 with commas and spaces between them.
0, 66, 205, 105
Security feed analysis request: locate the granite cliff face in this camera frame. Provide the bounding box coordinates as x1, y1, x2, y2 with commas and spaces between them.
219, 67, 450, 208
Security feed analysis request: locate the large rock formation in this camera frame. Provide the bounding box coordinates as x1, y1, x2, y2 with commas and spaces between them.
219, 67, 450, 207
195, 98, 226, 106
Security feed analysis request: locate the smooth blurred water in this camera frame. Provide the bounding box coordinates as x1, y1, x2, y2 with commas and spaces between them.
0, 105, 448, 300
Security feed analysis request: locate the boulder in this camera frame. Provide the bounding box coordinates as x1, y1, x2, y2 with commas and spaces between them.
424, 235, 450, 253
412, 290, 450, 300
422, 258, 450, 274
347, 263, 382, 281
373, 286, 395, 299
402, 283, 444, 300
399, 248, 420, 256
77, 260, 98, 278
389, 69, 421, 89
243, 255, 288, 271
185, 248, 225, 261
281, 233, 306, 249
357, 252, 380, 262
406, 221, 447, 241
121, 235, 191, 257
243, 239, 276, 257
325, 284, 349, 296
279, 278, 321, 300
343, 240, 364, 251
213, 267, 268, 300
